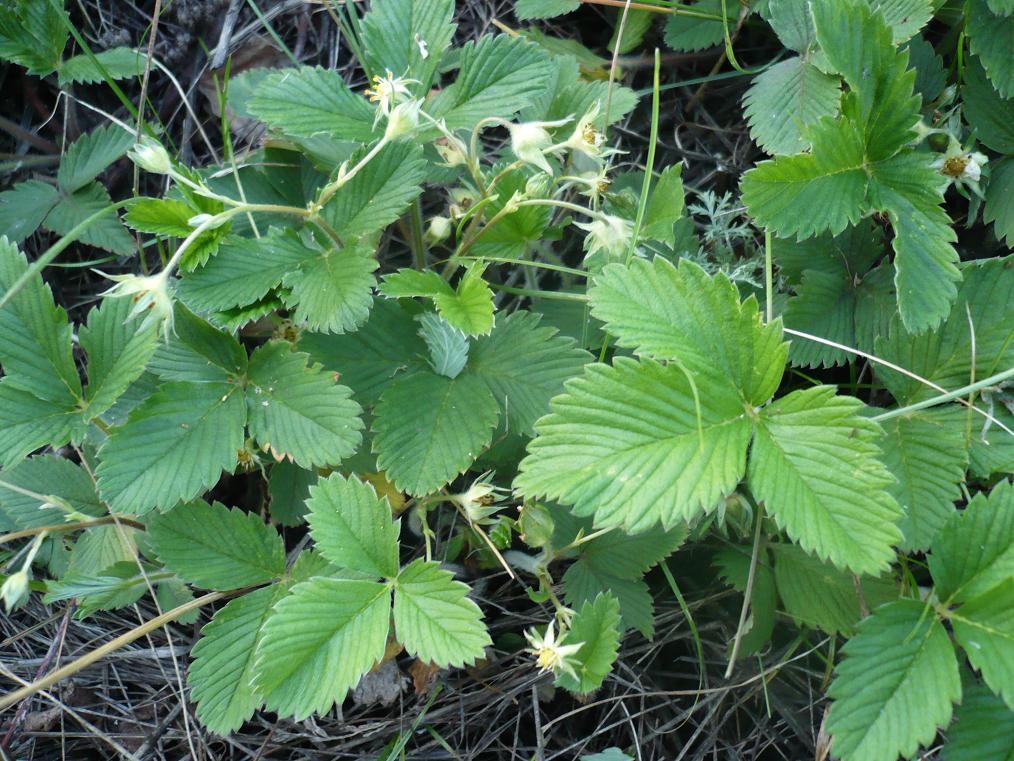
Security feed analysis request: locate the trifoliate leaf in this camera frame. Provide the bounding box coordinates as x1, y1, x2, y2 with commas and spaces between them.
663, 0, 737, 52
96, 382, 246, 514
149, 304, 247, 383
743, 56, 841, 155
555, 592, 621, 694
373, 370, 500, 496
321, 141, 427, 241
147, 500, 285, 590
770, 543, 897, 635
930, 480, 1014, 604
563, 560, 655, 638
951, 579, 1014, 710
748, 386, 903, 575
306, 473, 400, 579
0, 181, 59, 242
985, 158, 1014, 245
359, 0, 455, 89
881, 407, 966, 551
57, 124, 133, 194
58, 46, 146, 85
945, 680, 1014, 761
516, 0, 579, 19
281, 244, 377, 335
967, 0, 1014, 98
254, 578, 391, 719
428, 34, 553, 130
189, 585, 286, 735
827, 600, 961, 761
468, 311, 590, 436
247, 66, 376, 142
964, 57, 1014, 153
0, 455, 102, 529
79, 296, 159, 421
393, 558, 490, 666
299, 299, 427, 406
43, 182, 134, 255
416, 311, 468, 379
517, 358, 753, 533
0, 381, 78, 468
246, 342, 363, 468
590, 258, 787, 405
0, 0, 67, 75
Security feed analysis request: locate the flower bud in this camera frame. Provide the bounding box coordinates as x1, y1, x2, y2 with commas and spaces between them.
425, 215, 452, 245
384, 99, 422, 141
1, 570, 29, 612
519, 502, 555, 549
128, 137, 172, 175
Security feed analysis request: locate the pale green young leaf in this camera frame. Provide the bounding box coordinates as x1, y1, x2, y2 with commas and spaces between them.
555, 592, 621, 693
0, 237, 81, 404
416, 311, 468, 379
743, 57, 841, 155
189, 585, 285, 735
589, 258, 787, 405
0, 0, 67, 75
963, 57, 1014, 154
747, 386, 903, 575
373, 370, 500, 496
516, 0, 579, 19
299, 299, 427, 406
771, 543, 897, 635
379, 268, 454, 299
96, 382, 246, 514
663, 0, 737, 52
254, 578, 391, 719
57, 124, 134, 194
880, 407, 966, 551
79, 296, 159, 421
0, 181, 59, 242
149, 304, 247, 383
58, 46, 146, 85
147, 500, 285, 590
433, 266, 495, 336
247, 67, 376, 142
281, 245, 377, 335
320, 141, 427, 240
967, 0, 1014, 98
306, 473, 400, 579
985, 158, 1014, 245
951, 579, 1014, 710
0, 381, 78, 468
827, 600, 961, 761
0, 455, 102, 529
640, 165, 686, 244
468, 311, 590, 436
43, 182, 134, 255
394, 558, 490, 667
945, 681, 1014, 761
359, 0, 455, 88
427, 34, 553, 130
516, 358, 753, 533
929, 480, 1014, 603
123, 198, 195, 237
246, 342, 363, 468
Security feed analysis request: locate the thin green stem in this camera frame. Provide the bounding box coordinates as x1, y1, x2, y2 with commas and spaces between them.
764, 229, 773, 323
873, 365, 1014, 423
625, 48, 661, 266
725, 491, 765, 679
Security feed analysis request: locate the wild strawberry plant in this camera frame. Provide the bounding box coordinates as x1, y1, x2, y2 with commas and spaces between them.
0, 0, 1013, 758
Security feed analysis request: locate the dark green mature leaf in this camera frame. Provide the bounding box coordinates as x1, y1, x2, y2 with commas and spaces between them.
965, 57, 1014, 154
373, 370, 500, 496
663, 0, 738, 52
985, 158, 1014, 245
0, 0, 67, 75
516, 0, 579, 19
827, 600, 961, 761
563, 561, 654, 637
43, 182, 134, 256
58, 124, 134, 194
306, 474, 400, 579
359, 0, 455, 88
267, 461, 316, 526
748, 386, 903, 575
946, 680, 1014, 761
951, 579, 1014, 710
0, 181, 60, 243
281, 244, 377, 334
555, 593, 620, 693
149, 304, 247, 383
967, 0, 1014, 98
0, 381, 78, 468
0, 455, 103, 529
58, 46, 146, 85
147, 500, 285, 590
246, 342, 363, 468
96, 382, 246, 514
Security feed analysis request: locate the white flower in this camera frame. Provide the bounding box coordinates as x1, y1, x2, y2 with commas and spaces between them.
449, 471, 510, 525
559, 103, 608, 159
98, 270, 176, 340
384, 98, 422, 140
365, 70, 418, 120
576, 214, 634, 261
128, 137, 172, 175
1, 570, 29, 612
425, 215, 452, 244
507, 117, 572, 175
931, 139, 988, 196
524, 620, 583, 679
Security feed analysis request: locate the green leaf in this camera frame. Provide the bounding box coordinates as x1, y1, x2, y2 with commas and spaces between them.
267, 461, 315, 527
359, 0, 455, 88
58, 124, 134, 194
743, 56, 841, 155
281, 244, 378, 334
43, 561, 149, 617
416, 311, 468, 379
254, 577, 391, 719
872, 0, 933, 42
0, 237, 81, 404
124, 197, 197, 237
946, 680, 1014, 761
79, 296, 159, 421
147, 500, 285, 590
930, 480, 1014, 603
58, 46, 146, 85
663, 0, 738, 52
189, 585, 286, 735
306, 473, 400, 579
964, 57, 1014, 154
640, 165, 686, 244
827, 600, 961, 761
246, 342, 363, 468
468, 311, 590, 436
68, 525, 138, 576
43, 182, 133, 255
434, 266, 494, 337
951, 579, 1014, 710
771, 543, 897, 635
373, 370, 500, 496
393, 558, 490, 666
985, 158, 1014, 245
247, 67, 376, 142
0, 181, 60, 243
590, 258, 787, 405
0, 455, 102, 529
555, 593, 621, 693
299, 299, 427, 406
149, 304, 247, 383
517, 358, 753, 533
0, 381, 78, 468
0, 0, 67, 75
562, 560, 655, 637
905, 36, 946, 102
428, 34, 553, 130
967, 0, 1014, 98
748, 386, 903, 575
516, 0, 579, 19
609, 9, 653, 54
320, 141, 427, 241
379, 268, 454, 299
881, 407, 966, 551
766, 0, 815, 52
96, 382, 246, 514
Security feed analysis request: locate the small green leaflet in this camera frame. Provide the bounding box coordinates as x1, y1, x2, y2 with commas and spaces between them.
381, 265, 495, 336
967, 0, 1014, 98
515, 0, 579, 19
950, 579, 1014, 710
58, 46, 146, 85
945, 680, 1014, 761
58, 124, 134, 194
0, 455, 103, 529
0, 0, 67, 75
416, 311, 469, 379
554, 593, 620, 694
358, 0, 455, 89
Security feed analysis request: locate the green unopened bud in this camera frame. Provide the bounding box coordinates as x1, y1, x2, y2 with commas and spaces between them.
519, 502, 555, 548
128, 137, 172, 175
1, 570, 30, 612
384, 99, 422, 140
525, 173, 551, 198
425, 215, 452, 245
